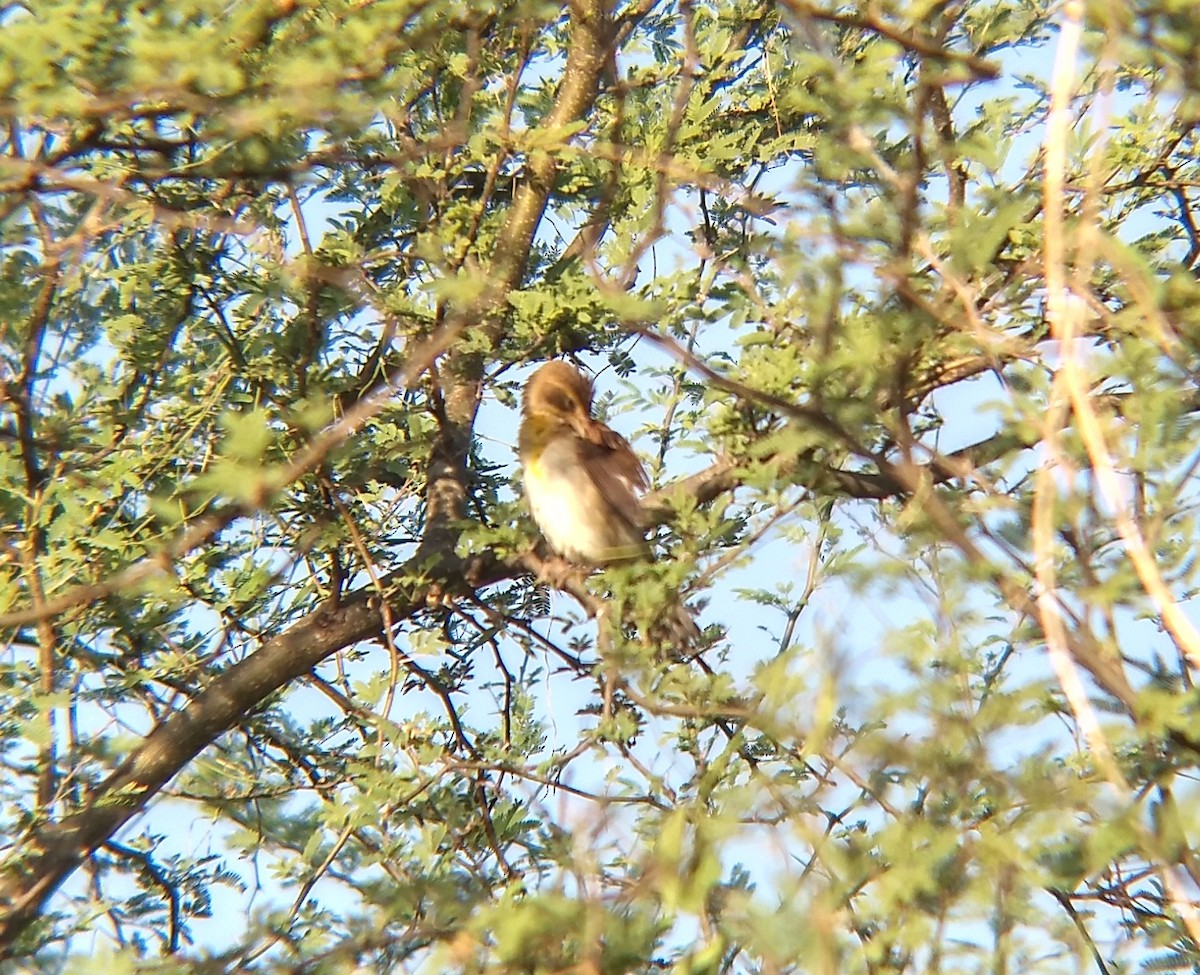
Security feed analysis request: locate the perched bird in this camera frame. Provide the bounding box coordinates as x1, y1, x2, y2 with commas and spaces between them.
518, 360, 649, 565
518, 360, 701, 648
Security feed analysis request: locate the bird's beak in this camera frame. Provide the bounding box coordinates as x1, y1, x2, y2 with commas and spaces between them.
567, 409, 595, 440
572, 411, 610, 445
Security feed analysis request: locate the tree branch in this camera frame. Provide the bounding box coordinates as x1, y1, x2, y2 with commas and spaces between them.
0, 553, 506, 954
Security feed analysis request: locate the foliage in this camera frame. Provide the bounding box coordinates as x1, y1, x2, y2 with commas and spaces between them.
3, 0, 1200, 972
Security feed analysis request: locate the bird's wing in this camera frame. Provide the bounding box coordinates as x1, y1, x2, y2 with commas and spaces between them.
578, 423, 649, 531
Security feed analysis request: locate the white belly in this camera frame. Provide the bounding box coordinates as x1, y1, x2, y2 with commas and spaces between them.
525, 466, 610, 562
524, 440, 641, 563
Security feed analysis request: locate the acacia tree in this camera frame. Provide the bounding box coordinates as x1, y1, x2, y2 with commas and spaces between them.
3, 0, 1200, 970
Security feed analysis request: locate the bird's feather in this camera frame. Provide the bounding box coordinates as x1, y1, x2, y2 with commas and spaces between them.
577, 420, 648, 535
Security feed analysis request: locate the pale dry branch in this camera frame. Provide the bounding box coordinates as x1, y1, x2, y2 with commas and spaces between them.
1035, 3, 1124, 782
1041, 3, 1200, 947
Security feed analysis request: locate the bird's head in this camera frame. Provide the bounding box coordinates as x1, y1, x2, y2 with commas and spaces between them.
521, 361, 596, 435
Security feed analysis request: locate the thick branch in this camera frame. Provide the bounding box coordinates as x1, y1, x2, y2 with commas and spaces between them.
640, 424, 1038, 526
0, 552, 511, 954
421, 0, 615, 547
485, 0, 612, 303
779, 0, 1000, 79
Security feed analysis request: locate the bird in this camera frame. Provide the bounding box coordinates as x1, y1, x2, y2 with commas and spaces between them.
518, 360, 649, 565
518, 360, 701, 648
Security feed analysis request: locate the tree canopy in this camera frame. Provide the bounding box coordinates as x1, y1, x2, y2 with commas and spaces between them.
4, 0, 1200, 971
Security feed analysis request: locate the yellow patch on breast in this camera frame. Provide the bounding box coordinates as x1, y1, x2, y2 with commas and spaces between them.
522, 454, 544, 479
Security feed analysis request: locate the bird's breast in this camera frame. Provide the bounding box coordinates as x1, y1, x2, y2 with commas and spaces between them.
523, 437, 643, 564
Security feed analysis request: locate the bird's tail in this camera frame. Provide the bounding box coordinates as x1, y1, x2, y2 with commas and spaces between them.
649, 598, 705, 660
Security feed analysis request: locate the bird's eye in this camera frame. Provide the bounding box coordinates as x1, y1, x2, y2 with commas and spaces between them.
548, 391, 575, 413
